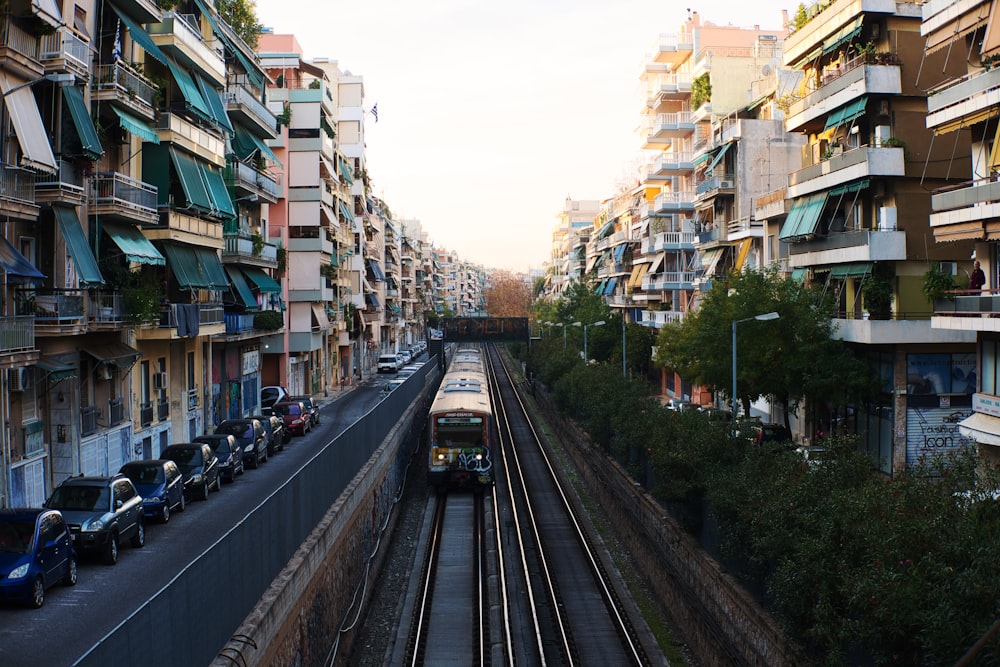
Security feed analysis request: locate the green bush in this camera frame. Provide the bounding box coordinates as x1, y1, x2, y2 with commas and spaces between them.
253, 310, 283, 330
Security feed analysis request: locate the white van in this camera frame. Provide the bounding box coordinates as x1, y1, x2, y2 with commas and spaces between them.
377, 354, 400, 373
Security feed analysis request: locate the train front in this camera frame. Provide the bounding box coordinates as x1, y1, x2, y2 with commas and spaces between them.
428, 411, 493, 489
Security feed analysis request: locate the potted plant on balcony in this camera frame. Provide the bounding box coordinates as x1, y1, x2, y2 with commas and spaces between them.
251, 231, 264, 257
862, 265, 895, 320
922, 263, 957, 305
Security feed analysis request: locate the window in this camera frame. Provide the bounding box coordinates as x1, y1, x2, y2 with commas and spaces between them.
982, 340, 999, 396
73, 5, 90, 38
187, 351, 195, 391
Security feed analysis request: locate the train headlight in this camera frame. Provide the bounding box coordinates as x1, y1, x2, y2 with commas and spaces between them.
475, 453, 483, 460
437, 453, 446, 461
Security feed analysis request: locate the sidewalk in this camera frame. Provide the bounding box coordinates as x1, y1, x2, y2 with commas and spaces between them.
313, 370, 376, 409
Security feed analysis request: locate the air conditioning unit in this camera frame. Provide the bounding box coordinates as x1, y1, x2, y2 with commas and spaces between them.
97, 364, 113, 380
153, 372, 168, 390
8, 367, 29, 392
720, 180, 734, 189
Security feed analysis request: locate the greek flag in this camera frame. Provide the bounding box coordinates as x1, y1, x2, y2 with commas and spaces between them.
371, 103, 378, 123
112, 19, 123, 61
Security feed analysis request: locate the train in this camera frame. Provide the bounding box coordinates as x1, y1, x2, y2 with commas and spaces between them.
427, 346, 495, 489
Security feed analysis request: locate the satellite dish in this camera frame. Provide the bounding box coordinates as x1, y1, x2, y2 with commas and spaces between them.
761, 64, 773, 76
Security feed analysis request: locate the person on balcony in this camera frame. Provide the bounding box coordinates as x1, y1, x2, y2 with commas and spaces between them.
970, 260, 987, 292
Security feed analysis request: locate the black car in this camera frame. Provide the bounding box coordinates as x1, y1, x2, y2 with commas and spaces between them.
216, 419, 268, 468
754, 423, 794, 446
290, 396, 321, 426
161, 443, 221, 501
250, 414, 288, 454
193, 434, 244, 482
44, 475, 145, 565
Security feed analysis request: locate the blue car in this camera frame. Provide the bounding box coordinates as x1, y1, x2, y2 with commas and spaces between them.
0, 508, 77, 608
119, 460, 186, 523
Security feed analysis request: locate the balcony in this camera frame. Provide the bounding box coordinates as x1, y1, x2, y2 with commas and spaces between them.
929, 178, 1000, 237
643, 74, 692, 107
88, 172, 159, 226
229, 159, 280, 203
144, 208, 223, 247
652, 191, 696, 213
140, 402, 154, 428
835, 315, 976, 345
787, 146, 904, 199
81, 405, 99, 437
640, 309, 686, 328
642, 231, 696, 253
156, 112, 226, 167
88, 291, 126, 329
32, 289, 86, 336
787, 229, 907, 267
0, 316, 36, 362
35, 159, 86, 206
22, 419, 44, 457
644, 151, 695, 179
148, 12, 225, 85
0, 15, 43, 80
926, 67, 1000, 133
224, 84, 277, 139
136, 302, 225, 340
785, 57, 902, 133
642, 112, 695, 146
39, 29, 90, 81
1, 165, 39, 215
695, 174, 735, 199
222, 230, 279, 268
647, 32, 694, 67
91, 63, 157, 121
782, 0, 897, 68
642, 271, 696, 291
157, 398, 169, 422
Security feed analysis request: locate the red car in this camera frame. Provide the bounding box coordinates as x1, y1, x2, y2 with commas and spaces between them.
271, 401, 312, 436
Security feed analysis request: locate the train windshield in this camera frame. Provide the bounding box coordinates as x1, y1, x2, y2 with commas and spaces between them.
435, 416, 484, 446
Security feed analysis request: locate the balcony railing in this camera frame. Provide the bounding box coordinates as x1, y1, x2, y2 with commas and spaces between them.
32, 289, 85, 322
22, 419, 45, 457
224, 313, 257, 333
81, 405, 98, 437
92, 62, 157, 111
224, 84, 277, 135
230, 160, 280, 200
0, 15, 41, 61
148, 12, 224, 78
39, 29, 91, 78
89, 172, 158, 215
934, 290, 1000, 316
140, 402, 154, 427
89, 291, 125, 323
108, 398, 125, 426
0, 316, 35, 354
1, 165, 36, 205
159, 302, 225, 329
157, 399, 169, 421
35, 159, 86, 202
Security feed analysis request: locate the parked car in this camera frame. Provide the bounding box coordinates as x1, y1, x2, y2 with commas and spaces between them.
161, 443, 221, 501
216, 419, 268, 468
271, 401, 312, 436
377, 354, 400, 373
193, 434, 244, 482
118, 459, 186, 523
260, 386, 288, 413
0, 508, 77, 608
397, 350, 413, 366
754, 423, 794, 446
380, 378, 406, 395
250, 414, 289, 454
44, 475, 145, 565
290, 395, 321, 426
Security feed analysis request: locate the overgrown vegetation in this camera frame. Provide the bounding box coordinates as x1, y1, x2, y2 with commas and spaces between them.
522, 272, 1000, 663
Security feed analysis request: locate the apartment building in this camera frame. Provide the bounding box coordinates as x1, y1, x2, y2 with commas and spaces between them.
921, 1, 1000, 465
763, 0, 975, 474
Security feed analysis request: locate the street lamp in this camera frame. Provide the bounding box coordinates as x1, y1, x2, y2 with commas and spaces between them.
0, 73, 75, 99
731, 312, 780, 420
573, 320, 605, 362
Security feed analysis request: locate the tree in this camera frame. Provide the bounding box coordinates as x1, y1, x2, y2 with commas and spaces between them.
654, 267, 875, 427
215, 0, 263, 49
485, 271, 532, 317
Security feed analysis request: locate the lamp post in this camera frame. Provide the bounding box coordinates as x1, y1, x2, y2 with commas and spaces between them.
573, 320, 605, 362
731, 312, 780, 420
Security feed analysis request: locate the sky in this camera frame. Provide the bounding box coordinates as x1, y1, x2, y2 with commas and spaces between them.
254, 0, 791, 271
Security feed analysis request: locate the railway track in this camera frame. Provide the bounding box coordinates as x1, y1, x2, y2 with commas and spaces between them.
394, 343, 655, 665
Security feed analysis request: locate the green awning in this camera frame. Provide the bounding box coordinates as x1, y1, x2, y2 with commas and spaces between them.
199, 163, 235, 218
231, 126, 282, 166
338, 201, 355, 225
242, 267, 281, 293
829, 179, 870, 197
194, 247, 228, 289
597, 221, 614, 240
338, 159, 354, 184
102, 222, 165, 265
62, 86, 104, 160
194, 72, 233, 133
162, 243, 208, 289
83, 342, 140, 369
706, 141, 733, 173
791, 267, 808, 282
779, 193, 829, 241
110, 2, 167, 65
830, 262, 872, 278
165, 55, 213, 123
53, 206, 104, 286
225, 265, 258, 308
36, 356, 77, 383
169, 148, 214, 214
692, 150, 714, 166
113, 107, 159, 144
825, 97, 867, 131
193, 0, 264, 89
822, 17, 863, 55
595, 279, 607, 294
